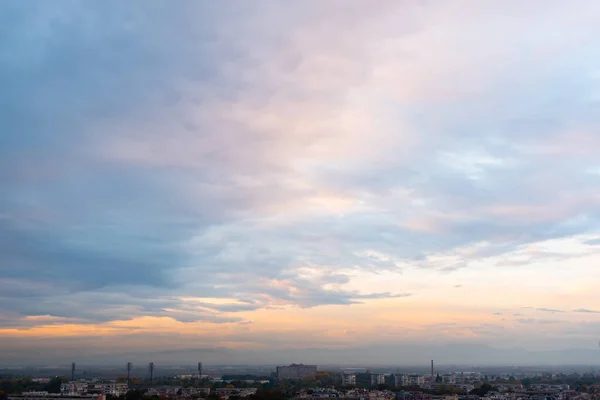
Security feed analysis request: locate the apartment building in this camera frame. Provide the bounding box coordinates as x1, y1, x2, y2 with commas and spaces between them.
370, 374, 385, 385
393, 374, 408, 387
342, 374, 357, 386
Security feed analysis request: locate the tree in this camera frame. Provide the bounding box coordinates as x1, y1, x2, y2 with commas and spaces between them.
124, 389, 145, 400
469, 383, 494, 397
45, 377, 68, 394
247, 389, 284, 400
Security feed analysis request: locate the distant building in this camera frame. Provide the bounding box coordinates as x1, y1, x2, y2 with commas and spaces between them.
60, 382, 128, 397
215, 388, 257, 398
292, 389, 341, 400
180, 388, 211, 397
89, 383, 129, 397
496, 383, 524, 392
61, 382, 88, 395
342, 374, 357, 386
343, 389, 395, 400
370, 374, 385, 385
394, 375, 408, 387
146, 386, 181, 397
276, 364, 318, 380
407, 375, 425, 387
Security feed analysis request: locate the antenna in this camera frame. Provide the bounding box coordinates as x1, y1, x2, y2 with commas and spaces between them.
127, 362, 132, 385
148, 362, 155, 384
198, 362, 202, 380
71, 362, 76, 381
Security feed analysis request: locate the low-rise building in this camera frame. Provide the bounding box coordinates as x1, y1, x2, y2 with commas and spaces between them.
293, 389, 341, 399
60, 381, 128, 397
496, 384, 525, 393
146, 386, 182, 397
345, 389, 396, 400
180, 387, 211, 397
293, 388, 397, 400
60, 382, 88, 395
89, 383, 129, 396
428, 383, 473, 393
215, 388, 258, 398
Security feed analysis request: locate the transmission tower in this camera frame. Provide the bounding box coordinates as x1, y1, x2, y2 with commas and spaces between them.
127, 362, 132, 385
148, 362, 155, 384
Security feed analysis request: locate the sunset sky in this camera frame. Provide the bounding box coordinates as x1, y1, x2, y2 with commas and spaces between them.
2, 1, 600, 366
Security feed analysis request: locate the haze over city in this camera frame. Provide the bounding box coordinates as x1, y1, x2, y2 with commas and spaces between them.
2, 1, 600, 367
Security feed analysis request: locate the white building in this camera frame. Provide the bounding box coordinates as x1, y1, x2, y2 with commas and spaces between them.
342, 374, 357, 386
370, 374, 385, 385
276, 364, 318, 380
90, 383, 129, 396
61, 382, 88, 395
61, 382, 128, 397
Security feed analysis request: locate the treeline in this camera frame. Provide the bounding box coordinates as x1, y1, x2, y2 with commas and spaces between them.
520, 375, 600, 388
0, 377, 68, 400
105, 389, 284, 400
220, 376, 271, 382
469, 383, 496, 396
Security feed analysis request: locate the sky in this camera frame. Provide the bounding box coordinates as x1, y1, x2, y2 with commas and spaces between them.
2, 0, 600, 366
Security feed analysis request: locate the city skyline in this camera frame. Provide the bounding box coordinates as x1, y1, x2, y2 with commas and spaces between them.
2, 1, 600, 365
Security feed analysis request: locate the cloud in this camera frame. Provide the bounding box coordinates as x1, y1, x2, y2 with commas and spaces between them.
2, 0, 600, 356
521, 307, 566, 314
516, 319, 536, 324
573, 308, 600, 314
535, 308, 565, 313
